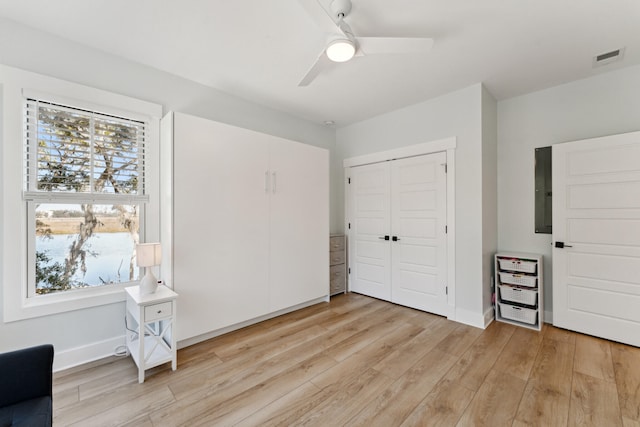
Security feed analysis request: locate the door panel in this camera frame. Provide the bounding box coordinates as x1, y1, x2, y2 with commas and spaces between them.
357, 217, 387, 235
348, 162, 392, 301
569, 252, 640, 284
553, 130, 640, 347
568, 144, 640, 175
398, 218, 437, 239
356, 240, 387, 260
568, 286, 640, 322
568, 181, 640, 209
391, 153, 448, 315
399, 244, 436, 266
357, 262, 388, 283
398, 190, 436, 211
398, 270, 438, 294
567, 218, 640, 245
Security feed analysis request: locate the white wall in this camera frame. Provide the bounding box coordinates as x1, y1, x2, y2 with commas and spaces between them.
497, 64, 640, 321
0, 19, 334, 150
481, 86, 498, 319
336, 84, 488, 326
0, 18, 335, 370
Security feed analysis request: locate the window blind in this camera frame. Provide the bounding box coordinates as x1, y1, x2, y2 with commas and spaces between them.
24, 98, 148, 201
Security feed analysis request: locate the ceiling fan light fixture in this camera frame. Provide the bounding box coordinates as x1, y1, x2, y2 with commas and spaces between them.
326, 39, 355, 62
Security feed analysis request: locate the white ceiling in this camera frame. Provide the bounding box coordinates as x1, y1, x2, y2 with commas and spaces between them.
1, 0, 639, 126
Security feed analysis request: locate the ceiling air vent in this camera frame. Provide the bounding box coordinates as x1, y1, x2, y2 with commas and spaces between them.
593, 48, 625, 68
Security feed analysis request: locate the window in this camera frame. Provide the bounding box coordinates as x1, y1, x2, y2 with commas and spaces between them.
2, 66, 161, 322
24, 98, 149, 296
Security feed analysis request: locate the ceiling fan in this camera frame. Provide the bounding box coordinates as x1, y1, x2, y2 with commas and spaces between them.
297, 0, 434, 86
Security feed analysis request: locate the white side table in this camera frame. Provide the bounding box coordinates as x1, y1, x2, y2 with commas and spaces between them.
125, 285, 178, 383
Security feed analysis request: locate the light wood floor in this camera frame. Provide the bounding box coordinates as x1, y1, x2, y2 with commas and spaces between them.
53, 293, 640, 426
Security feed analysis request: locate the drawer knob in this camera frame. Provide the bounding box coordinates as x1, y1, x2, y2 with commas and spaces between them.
157, 310, 162, 314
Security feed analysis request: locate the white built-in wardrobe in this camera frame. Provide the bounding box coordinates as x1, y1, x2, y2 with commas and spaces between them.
160, 112, 329, 342
346, 151, 449, 316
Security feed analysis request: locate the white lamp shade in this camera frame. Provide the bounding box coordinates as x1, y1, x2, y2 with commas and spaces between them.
326, 39, 356, 62
136, 243, 161, 267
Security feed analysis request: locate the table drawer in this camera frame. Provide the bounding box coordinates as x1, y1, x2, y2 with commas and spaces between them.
330, 236, 345, 252
330, 264, 346, 280
144, 301, 173, 322
330, 250, 345, 266
330, 264, 346, 293
330, 279, 346, 295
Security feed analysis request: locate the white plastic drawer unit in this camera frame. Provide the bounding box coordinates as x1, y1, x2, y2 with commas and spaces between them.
499, 271, 537, 288
499, 285, 537, 306
144, 301, 173, 322
499, 302, 538, 325
498, 258, 537, 274
494, 252, 543, 331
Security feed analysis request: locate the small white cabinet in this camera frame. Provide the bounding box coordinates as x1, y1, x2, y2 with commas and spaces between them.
125, 285, 178, 383
495, 252, 543, 331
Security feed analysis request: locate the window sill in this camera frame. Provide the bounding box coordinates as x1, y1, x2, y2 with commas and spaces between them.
4, 282, 134, 322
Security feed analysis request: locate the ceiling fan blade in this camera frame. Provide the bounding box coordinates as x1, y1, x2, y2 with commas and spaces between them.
297, 0, 344, 35
355, 37, 434, 55
298, 50, 332, 87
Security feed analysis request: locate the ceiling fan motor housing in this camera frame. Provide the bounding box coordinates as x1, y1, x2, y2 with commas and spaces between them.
331, 0, 352, 19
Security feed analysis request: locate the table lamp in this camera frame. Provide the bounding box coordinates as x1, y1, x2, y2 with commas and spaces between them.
136, 243, 161, 294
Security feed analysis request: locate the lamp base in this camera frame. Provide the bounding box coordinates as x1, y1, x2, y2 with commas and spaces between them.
139, 271, 158, 294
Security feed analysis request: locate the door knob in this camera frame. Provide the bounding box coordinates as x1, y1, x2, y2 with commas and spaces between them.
555, 241, 573, 248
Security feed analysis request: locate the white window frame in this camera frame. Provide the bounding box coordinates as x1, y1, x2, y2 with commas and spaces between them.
1, 65, 162, 322
23, 95, 149, 297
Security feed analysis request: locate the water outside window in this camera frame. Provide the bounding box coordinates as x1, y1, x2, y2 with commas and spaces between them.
35, 203, 140, 294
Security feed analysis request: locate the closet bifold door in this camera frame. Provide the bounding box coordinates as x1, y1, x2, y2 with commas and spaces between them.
348, 162, 392, 301
347, 151, 448, 316
268, 137, 329, 312
390, 152, 448, 316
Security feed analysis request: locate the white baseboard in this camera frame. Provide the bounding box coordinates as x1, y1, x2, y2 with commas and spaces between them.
54, 335, 125, 372
454, 306, 486, 329
483, 306, 495, 328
